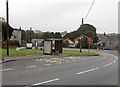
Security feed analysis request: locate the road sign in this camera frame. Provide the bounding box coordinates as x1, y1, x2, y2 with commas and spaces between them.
87, 38, 93, 45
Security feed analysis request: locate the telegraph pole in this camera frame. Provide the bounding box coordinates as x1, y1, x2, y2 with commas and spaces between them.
6, 0, 9, 55
80, 18, 84, 52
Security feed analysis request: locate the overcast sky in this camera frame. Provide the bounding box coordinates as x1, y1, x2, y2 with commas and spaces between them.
0, 0, 119, 33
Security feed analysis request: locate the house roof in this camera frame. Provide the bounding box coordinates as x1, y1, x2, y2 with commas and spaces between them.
74, 35, 88, 41
64, 38, 74, 43
64, 38, 70, 41
13, 28, 21, 31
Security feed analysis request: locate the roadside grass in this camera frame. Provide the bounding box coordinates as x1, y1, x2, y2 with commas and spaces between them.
2, 48, 43, 57
1, 48, 99, 58
63, 50, 99, 56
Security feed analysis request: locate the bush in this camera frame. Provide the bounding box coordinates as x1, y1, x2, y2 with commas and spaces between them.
9, 40, 19, 46
2, 41, 6, 48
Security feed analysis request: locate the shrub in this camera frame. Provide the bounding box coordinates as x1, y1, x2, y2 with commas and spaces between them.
9, 40, 19, 46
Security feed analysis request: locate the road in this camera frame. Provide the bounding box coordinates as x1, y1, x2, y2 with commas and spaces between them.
2, 49, 118, 86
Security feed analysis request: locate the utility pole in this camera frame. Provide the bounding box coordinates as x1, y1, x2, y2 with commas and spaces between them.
6, 0, 9, 55
80, 18, 84, 52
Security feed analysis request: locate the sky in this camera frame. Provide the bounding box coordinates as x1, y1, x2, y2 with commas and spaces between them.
0, 0, 119, 34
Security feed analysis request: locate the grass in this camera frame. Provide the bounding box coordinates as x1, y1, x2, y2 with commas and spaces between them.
1, 49, 99, 58
2, 48, 43, 57
63, 50, 99, 56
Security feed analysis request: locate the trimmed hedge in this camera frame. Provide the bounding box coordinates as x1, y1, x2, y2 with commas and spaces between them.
9, 40, 19, 46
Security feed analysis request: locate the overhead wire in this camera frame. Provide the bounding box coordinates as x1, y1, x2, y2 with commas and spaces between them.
84, 0, 95, 21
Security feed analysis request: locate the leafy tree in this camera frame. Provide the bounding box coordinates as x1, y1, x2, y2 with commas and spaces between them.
32, 33, 41, 39
26, 30, 34, 42
41, 32, 52, 39
54, 32, 62, 39
40, 32, 62, 39
50, 32, 54, 38
64, 24, 98, 47
63, 40, 69, 48
76, 37, 88, 48
21, 30, 27, 42
1, 22, 13, 41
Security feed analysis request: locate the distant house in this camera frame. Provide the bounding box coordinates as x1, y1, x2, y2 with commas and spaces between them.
63, 38, 75, 47
10, 28, 22, 44
32, 39, 44, 47
74, 35, 88, 46
97, 33, 118, 50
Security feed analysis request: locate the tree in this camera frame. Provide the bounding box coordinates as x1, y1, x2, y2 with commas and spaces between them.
104, 32, 106, 36
21, 30, 27, 42
26, 30, 34, 42
50, 32, 54, 38
63, 40, 69, 48
1, 22, 13, 41
54, 32, 62, 39
76, 37, 88, 48
64, 24, 98, 45
41, 32, 52, 39
33, 33, 41, 39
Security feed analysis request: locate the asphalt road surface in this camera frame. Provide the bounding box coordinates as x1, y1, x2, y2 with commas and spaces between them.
2, 49, 118, 86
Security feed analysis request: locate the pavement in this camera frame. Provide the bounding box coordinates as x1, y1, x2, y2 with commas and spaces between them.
1, 54, 69, 63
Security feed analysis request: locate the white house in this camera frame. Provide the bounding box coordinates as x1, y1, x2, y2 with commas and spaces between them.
63, 38, 75, 47
10, 28, 22, 44
74, 35, 88, 46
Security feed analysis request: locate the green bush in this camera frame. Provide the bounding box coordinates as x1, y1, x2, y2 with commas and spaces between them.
9, 40, 19, 46
2, 41, 6, 48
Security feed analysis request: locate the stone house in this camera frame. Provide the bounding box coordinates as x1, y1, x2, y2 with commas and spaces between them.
97, 33, 118, 50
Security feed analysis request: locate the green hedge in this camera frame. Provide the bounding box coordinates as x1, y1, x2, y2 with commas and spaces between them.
9, 40, 19, 46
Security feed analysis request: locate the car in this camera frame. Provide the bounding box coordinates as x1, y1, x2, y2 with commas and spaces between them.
103, 47, 112, 50
26, 43, 33, 49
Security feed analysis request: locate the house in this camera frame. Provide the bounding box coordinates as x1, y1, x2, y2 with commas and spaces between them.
31, 39, 44, 47
10, 28, 22, 44
74, 35, 88, 46
97, 33, 118, 50
63, 38, 75, 47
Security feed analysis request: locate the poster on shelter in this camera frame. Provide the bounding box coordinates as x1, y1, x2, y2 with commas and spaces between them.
44, 41, 52, 54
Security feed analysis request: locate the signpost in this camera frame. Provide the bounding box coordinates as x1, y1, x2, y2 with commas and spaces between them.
87, 38, 93, 52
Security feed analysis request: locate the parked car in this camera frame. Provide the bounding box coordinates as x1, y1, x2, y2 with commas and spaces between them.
26, 43, 33, 49
103, 47, 112, 50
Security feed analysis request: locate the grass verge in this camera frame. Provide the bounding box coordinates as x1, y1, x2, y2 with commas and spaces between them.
63, 50, 99, 56
2, 48, 43, 57
1, 49, 99, 58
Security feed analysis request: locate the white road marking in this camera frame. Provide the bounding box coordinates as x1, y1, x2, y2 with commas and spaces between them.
43, 64, 52, 66
114, 56, 118, 60
110, 55, 118, 64
104, 55, 118, 67
113, 60, 117, 63
104, 63, 113, 67
31, 78, 60, 86
0, 68, 15, 72
77, 68, 98, 75
25, 66, 37, 69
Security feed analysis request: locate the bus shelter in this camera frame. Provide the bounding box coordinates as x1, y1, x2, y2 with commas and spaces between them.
43, 39, 63, 55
